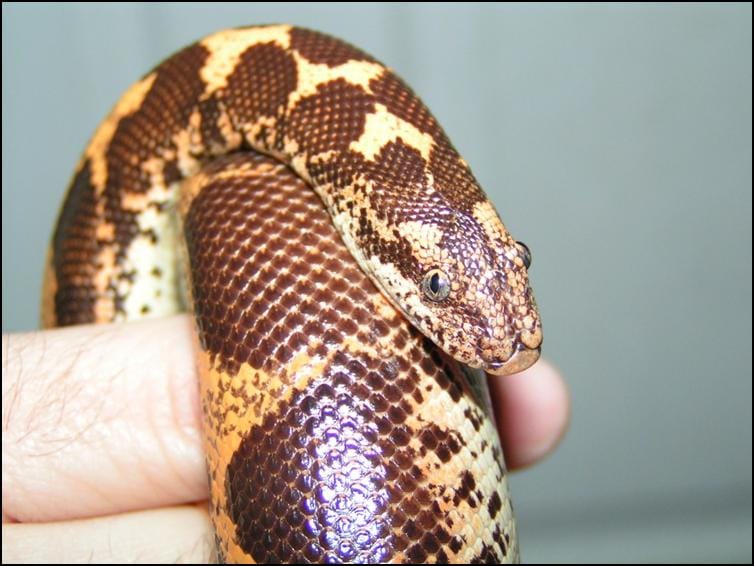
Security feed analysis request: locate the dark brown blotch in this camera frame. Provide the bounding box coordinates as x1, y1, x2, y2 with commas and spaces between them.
51, 160, 99, 325
290, 27, 376, 67
224, 42, 298, 149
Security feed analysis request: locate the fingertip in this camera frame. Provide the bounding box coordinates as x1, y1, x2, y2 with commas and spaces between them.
489, 358, 570, 471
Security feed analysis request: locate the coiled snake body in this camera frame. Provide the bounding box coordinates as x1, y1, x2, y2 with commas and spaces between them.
42, 25, 542, 563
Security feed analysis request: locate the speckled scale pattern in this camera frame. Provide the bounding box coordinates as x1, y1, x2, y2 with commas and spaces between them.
183, 154, 517, 563
44, 24, 541, 371
42, 24, 542, 563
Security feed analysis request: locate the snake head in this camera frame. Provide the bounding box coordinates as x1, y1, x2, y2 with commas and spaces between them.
366, 198, 542, 377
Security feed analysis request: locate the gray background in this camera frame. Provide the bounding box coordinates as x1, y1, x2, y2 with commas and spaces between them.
3, 3, 751, 563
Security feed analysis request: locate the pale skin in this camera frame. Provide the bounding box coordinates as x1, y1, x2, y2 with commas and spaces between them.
1, 315, 569, 562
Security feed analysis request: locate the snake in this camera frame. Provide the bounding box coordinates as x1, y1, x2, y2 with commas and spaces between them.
41, 25, 542, 563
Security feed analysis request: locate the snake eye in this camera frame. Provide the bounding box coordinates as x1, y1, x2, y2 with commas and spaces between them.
422, 268, 451, 302
516, 241, 532, 269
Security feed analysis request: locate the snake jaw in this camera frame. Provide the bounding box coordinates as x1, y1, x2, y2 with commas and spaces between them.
484, 346, 542, 376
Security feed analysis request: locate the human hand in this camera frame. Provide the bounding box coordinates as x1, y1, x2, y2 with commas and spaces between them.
2, 315, 569, 563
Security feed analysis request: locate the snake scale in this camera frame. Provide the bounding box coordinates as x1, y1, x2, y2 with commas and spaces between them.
41, 25, 542, 563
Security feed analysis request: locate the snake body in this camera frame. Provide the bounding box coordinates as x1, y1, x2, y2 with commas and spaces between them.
42, 25, 542, 563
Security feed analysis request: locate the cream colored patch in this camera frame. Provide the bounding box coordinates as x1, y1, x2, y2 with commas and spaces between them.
242, 115, 282, 157
328, 208, 367, 275
408, 374, 517, 561
216, 105, 242, 150
208, 356, 326, 464
308, 149, 337, 165
472, 199, 510, 247
84, 72, 157, 193
282, 135, 300, 156
196, 348, 253, 564
118, 173, 180, 319
121, 160, 173, 212
372, 290, 400, 322
93, 245, 117, 321
95, 222, 115, 240
119, 201, 182, 319
289, 52, 385, 106
289, 152, 311, 184
396, 219, 444, 261
178, 170, 211, 218
200, 25, 292, 95
326, 176, 402, 271
327, 185, 415, 302
172, 116, 204, 179
521, 326, 543, 349
350, 103, 435, 161
174, 131, 201, 177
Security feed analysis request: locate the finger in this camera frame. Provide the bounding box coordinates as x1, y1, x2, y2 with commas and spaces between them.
1, 503, 213, 563
2, 315, 207, 523
489, 358, 570, 470
2, 316, 567, 524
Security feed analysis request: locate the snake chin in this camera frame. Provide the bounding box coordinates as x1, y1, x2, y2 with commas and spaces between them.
483, 347, 541, 376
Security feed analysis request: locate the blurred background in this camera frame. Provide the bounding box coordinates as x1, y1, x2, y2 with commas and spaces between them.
3, 3, 751, 563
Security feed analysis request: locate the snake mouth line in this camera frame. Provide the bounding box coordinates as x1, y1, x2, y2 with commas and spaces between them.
484, 347, 541, 376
